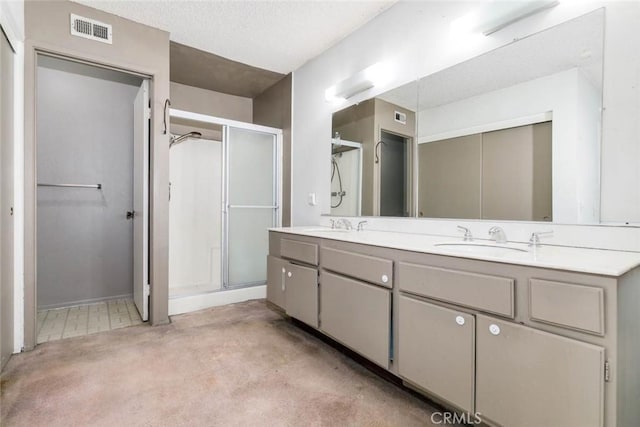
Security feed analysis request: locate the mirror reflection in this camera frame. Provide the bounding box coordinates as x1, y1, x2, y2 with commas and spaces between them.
330, 9, 604, 224
331, 86, 417, 217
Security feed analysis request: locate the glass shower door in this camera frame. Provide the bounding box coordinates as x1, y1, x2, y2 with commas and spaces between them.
224, 126, 279, 289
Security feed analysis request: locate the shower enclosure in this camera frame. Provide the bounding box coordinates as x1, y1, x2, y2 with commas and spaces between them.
168, 110, 282, 314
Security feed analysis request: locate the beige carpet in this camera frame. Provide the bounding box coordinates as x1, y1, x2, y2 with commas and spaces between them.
1, 300, 441, 426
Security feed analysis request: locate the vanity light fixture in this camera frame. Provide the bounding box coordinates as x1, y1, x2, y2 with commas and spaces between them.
452, 0, 559, 36
325, 62, 389, 103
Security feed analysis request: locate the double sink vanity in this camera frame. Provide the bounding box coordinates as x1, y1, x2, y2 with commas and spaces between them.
267, 222, 640, 427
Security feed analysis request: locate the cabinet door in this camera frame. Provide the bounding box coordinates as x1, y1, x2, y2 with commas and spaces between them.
320, 272, 391, 368
266, 255, 287, 309
476, 315, 604, 427
285, 263, 318, 328
398, 296, 475, 412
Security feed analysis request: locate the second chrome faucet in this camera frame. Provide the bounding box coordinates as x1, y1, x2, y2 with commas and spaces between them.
488, 226, 507, 243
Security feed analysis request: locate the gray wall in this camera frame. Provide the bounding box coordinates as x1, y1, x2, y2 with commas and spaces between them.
1, 30, 15, 370
170, 81, 252, 122
24, 1, 170, 349
253, 74, 292, 226
36, 56, 142, 309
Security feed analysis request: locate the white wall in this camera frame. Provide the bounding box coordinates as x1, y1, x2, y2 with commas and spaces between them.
292, 1, 639, 225
418, 68, 601, 224
1, 0, 24, 353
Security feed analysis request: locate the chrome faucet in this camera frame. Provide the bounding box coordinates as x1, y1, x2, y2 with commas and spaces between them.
488, 226, 507, 243
529, 230, 554, 248
336, 218, 353, 230
357, 220, 368, 231
329, 219, 337, 229
457, 226, 473, 241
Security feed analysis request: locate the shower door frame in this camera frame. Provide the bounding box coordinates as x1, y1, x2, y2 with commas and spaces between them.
169, 109, 283, 292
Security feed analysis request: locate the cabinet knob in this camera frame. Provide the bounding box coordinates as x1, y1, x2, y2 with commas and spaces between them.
489, 324, 501, 336
381, 274, 389, 283
281, 267, 286, 274
455, 315, 465, 326
287, 272, 292, 278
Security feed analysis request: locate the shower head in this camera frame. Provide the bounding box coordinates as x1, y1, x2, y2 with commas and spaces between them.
170, 131, 202, 147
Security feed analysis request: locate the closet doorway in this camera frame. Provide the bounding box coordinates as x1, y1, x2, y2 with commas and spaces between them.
35, 55, 150, 343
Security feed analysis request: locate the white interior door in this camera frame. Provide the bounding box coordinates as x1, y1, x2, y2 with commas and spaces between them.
133, 80, 149, 321
1, 29, 15, 369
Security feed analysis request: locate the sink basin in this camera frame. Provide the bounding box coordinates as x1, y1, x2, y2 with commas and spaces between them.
435, 242, 528, 256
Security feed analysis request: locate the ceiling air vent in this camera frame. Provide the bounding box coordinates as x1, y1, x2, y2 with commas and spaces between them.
394, 111, 407, 125
70, 14, 112, 44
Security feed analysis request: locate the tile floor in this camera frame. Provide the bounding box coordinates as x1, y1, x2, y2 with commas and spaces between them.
37, 298, 143, 343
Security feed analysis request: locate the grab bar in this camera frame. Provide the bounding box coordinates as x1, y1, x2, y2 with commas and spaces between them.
37, 183, 102, 189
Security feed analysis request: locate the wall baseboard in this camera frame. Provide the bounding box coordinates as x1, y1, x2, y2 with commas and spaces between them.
168, 285, 266, 316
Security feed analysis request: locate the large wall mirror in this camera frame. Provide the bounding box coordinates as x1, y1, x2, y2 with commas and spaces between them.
331, 9, 604, 224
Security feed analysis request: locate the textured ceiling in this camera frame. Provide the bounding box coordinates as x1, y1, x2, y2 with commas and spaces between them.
74, 0, 396, 74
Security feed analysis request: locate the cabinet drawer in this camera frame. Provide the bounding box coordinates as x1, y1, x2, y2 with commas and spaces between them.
529, 279, 605, 335
281, 238, 318, 266
320, 272, 391, 368
399, 262, 514, 318
321, 247, 393, 288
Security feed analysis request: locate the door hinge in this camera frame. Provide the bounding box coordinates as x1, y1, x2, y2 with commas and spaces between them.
604, 360, 611, 382
145, 283, 151, 296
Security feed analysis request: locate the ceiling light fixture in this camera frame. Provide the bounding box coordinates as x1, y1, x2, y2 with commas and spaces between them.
452, 1, 559, 37
325, 62, 389, 103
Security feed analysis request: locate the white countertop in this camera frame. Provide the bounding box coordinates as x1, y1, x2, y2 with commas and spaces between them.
270, 227, 640, 277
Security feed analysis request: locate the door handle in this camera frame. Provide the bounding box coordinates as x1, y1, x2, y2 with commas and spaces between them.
126, 211, 135, 220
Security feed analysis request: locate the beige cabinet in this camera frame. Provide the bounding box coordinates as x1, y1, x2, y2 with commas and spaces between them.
266, 255, 288, 309
476, 315, 605, 427
398, 296, 475, 413
320, 272, 391, 368
284, 263, 318, 328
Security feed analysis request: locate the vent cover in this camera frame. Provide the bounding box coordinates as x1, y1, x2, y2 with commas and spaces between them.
394, 111, 407, 125
70, 14, 112, 44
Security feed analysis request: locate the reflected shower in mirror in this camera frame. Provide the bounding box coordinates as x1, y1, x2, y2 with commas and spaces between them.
331, 84, 417, 216
331, 133, 363, 216
329, 8, 604, 224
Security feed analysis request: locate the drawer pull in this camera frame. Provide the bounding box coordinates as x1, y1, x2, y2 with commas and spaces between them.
489, 324, 501, 336
287, 271, 292, 278
381, 274, 389, 283
455, 315, 465, 326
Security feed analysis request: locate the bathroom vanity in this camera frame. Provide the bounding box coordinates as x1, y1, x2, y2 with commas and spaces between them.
267, 228, 640, 427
